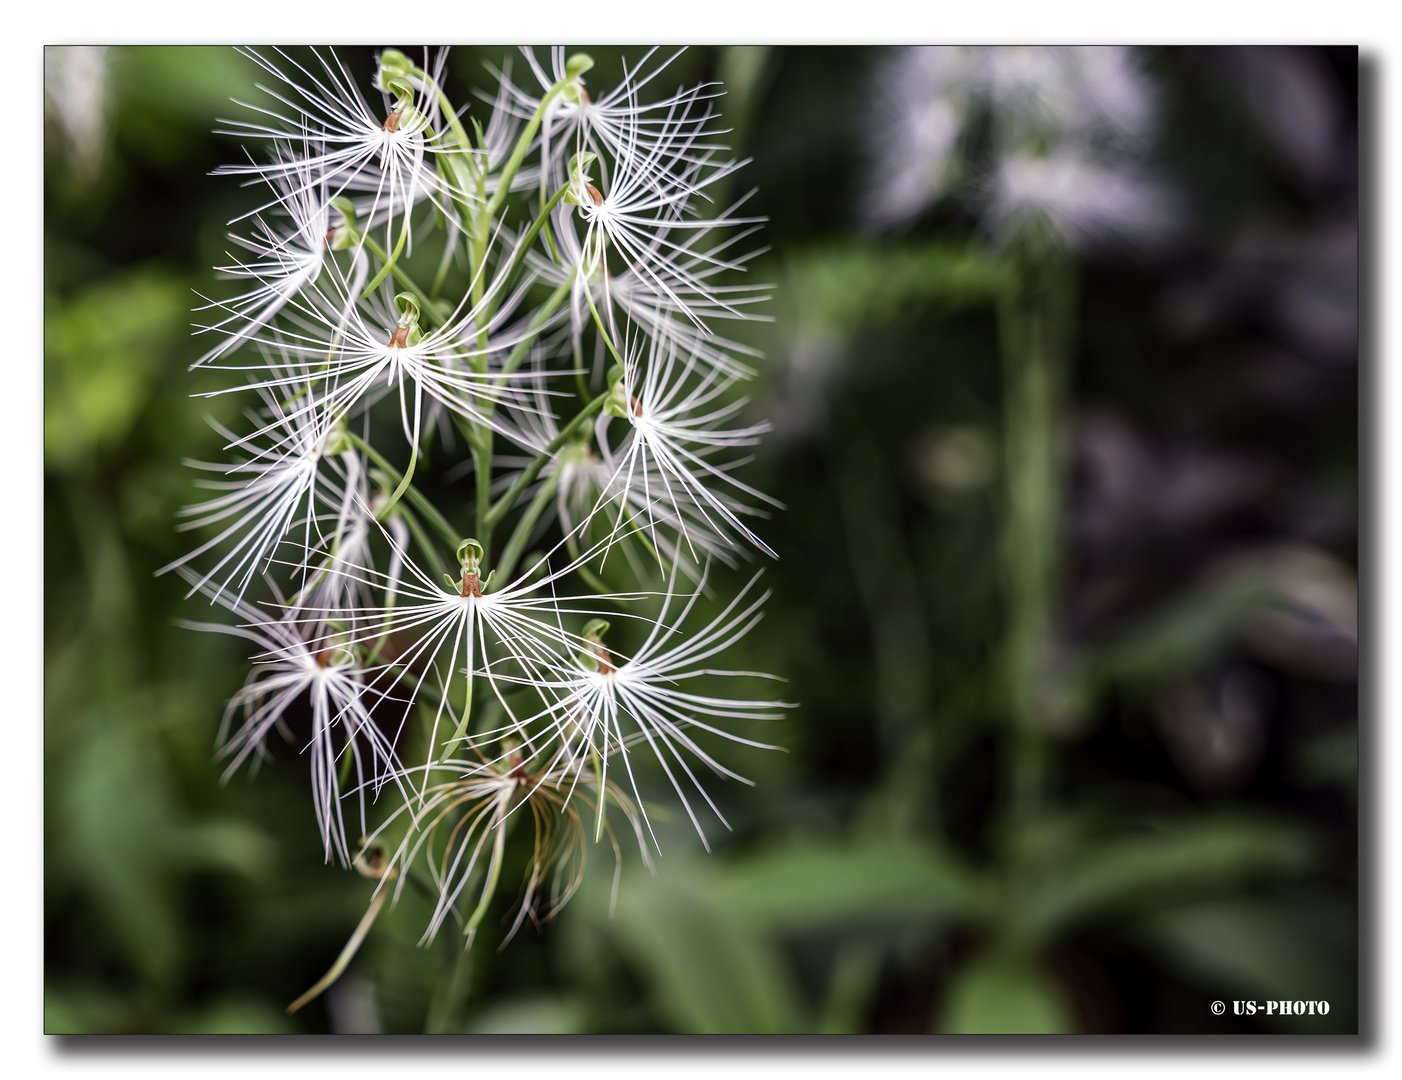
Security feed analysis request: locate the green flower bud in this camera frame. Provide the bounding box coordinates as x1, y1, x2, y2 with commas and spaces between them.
562, 151, 599, 207
582, 618, 610, 645
391, 293, 422, 347
579, 617, 616, 674
457, 538, 483, 574
324, 424, 353, 457
604, 365, 630, 418
326, 196, 359, 250
382, 75, 417, 111
377, 49, 416, 86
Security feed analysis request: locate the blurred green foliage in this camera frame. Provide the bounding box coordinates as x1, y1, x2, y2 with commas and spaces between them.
44, 45, 1358, 1034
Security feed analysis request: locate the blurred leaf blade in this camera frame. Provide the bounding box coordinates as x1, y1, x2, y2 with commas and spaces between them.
939, 954, 1076, 1034
1010, 816, 1315, 950
712, 836, 993, 931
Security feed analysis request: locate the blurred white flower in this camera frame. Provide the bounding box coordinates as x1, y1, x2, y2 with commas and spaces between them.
160, 376, 361, 605
177, 573, 405, 866
45, 46, 110, 182
865, 45, 1173, 250
991, 148, 1175, 249
193, 140, 363, 369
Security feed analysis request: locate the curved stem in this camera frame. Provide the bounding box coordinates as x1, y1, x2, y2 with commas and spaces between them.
485, 391, 608, 530
346, 432, 460, 550
286, 889, 387, 1015
494, 470, 561, 586
364, 211, 411, 296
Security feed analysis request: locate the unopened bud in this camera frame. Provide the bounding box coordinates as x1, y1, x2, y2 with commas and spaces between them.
583, 618, 610, 645
604, 366, 630, 418
326, 195, 359, 250
324, 425, 353, 457
562, 151, 599, 207
580, 618, 616, 674
377, 49, 415, 86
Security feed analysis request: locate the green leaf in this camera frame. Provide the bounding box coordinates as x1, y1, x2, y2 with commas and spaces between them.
589, 857, 805, 1033
1010, 817, 1314, 950
939, 954, 1075, 1034
44, 266, 189, 472
711, 838, 991, 931
1074, 565, 1277, 705
169, 995, 297, 1034
168, 819, 277, 880
1137, 898, 1357, 1032
786, 242, 1012, 335
467, 995, 590, 1034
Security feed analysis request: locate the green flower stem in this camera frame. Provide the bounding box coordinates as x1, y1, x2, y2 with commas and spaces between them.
590, 747, 607, 843
469, 428, 494, 553
425, 939, 475, 1035
998, 246, 1076, 825
398, 60, 480, 236
492, 185, 572, 318
582, 265, 626, 368
484, 390, 609, 531
429, 200, 457, 300
381, 429, 422, 521
363, 210, 411, 296
359, 232, 439, 319
494, 469, 561, 586
470, 167, 491, 356
613, 498, 663, 567
440, 651, 476, 754
338, 733, 357, 790
475, 277, 572, 423
483, 80, 571, 230
463, 802, 511, 942
500, 278, 571, 381
346, 432, 460, 549
286, 887, 387, 1015
417, 68, 474, 154
396, 503, 448, 582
